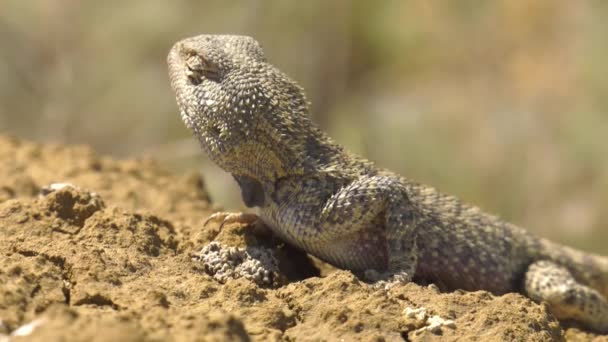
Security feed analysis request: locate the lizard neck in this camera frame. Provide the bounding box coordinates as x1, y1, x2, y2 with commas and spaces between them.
269, 126, 345, 178
215, 105, 347, 185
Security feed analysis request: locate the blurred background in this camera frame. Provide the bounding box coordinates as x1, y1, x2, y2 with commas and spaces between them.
1, 1, 606, 254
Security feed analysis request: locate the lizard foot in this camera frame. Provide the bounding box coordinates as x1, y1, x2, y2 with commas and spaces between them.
203, 212, 260, 230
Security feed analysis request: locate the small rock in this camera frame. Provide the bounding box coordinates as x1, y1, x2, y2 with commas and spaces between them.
193, 241, 279, 287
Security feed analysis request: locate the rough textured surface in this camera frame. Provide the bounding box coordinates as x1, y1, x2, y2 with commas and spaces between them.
167, 34, 608, 333
3, 135, 604, 340
194, 241, 279, 287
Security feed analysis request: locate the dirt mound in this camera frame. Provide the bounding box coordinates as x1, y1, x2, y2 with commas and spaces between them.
0, 135, 602, 341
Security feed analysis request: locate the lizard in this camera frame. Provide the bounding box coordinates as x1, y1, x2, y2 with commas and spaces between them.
167, 34, 608, 333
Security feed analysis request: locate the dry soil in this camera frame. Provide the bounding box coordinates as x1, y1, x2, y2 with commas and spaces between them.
0, 135, 605, 341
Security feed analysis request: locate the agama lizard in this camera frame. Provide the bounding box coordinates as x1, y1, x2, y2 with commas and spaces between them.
167, 34, 608, 332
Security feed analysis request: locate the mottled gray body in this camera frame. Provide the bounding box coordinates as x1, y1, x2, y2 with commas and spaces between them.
168, 34, 608, 332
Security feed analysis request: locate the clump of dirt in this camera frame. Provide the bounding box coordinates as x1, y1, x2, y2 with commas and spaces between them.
0, 135, 601, 341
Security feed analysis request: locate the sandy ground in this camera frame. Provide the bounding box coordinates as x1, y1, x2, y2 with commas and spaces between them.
0, 135, 605, 341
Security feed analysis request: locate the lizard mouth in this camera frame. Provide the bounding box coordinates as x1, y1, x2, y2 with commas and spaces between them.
167, 44, 189, 104
168, 42, 201, 129
167, 42, 185, 87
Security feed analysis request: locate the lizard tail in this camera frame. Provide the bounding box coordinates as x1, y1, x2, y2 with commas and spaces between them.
537, 238, 608, 298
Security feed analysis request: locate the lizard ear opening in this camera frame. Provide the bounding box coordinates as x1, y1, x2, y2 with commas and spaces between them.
185, 52, 221, 84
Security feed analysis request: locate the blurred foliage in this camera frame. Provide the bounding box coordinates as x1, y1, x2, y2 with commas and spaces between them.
0, 1, 606, 253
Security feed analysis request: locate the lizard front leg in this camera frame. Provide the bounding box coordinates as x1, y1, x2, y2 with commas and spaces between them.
202, 175, 265, 230
273, 174, 420, 283
329, 175, 420, 283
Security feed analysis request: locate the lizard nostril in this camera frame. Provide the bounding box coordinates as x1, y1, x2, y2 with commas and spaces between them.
185, 52, 220, 83
188, 73, 202, 86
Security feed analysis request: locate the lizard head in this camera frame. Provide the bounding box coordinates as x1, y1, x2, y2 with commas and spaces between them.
168, 34, 314, 181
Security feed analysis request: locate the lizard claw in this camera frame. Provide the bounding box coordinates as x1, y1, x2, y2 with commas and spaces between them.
203, 211, 259, 230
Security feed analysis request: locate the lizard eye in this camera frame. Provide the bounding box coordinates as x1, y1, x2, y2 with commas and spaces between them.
185, 53, 220, 84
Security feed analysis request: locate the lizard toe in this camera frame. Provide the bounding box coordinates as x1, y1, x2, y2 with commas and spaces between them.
203, 211, 260, 230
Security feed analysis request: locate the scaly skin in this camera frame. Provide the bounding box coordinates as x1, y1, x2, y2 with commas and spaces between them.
168, 34, 608, 333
